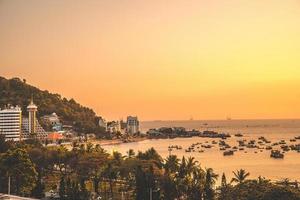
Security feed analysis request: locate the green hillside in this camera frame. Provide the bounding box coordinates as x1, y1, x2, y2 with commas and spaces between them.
0, 76, 103, 134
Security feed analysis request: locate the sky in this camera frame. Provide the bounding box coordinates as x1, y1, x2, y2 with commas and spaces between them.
1, 0, 300, 121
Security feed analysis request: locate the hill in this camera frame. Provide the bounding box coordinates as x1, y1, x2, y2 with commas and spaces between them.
0, 76, 104, 134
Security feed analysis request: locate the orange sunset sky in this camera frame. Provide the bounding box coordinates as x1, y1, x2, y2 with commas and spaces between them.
1, 0, 300, 121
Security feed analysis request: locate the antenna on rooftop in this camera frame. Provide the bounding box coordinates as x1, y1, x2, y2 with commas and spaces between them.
30, 94, 34, 104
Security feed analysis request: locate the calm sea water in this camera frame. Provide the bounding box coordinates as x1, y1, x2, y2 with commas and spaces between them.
103, 119, 300, 183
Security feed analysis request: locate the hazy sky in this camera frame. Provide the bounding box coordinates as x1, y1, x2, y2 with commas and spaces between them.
1, 0, 300, 120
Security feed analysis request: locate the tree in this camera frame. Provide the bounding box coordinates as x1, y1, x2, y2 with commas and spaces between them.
0, 148, 37, 196
221, 173, 227, 187
204, 168, 218, 200
231, 169, 250, 184
164, 155, 179, 174
219, 173, 230, 200
0, 134, 14, 153
59, 176, 66, 200
103, 162, 120, 199
127, 149, 135, 159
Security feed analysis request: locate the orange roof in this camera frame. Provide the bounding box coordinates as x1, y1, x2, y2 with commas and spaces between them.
47, 132, 63, 140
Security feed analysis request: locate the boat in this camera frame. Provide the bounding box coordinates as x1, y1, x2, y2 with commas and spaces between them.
234, 133, 243, 137
270, 150, 284, 159
266, 146, 272, 150
223, 150, 234, 156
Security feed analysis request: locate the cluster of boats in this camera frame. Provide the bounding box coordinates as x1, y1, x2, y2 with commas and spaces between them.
168, 145, 182, 150
168, 134, 300, 159
185, 142, 216, 153
200, 131, 231, 139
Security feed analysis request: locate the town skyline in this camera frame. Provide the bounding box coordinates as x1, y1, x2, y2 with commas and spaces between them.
1, 0, 300, 120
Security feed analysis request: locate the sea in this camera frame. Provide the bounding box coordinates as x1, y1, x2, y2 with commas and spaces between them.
103, 119, 300, 183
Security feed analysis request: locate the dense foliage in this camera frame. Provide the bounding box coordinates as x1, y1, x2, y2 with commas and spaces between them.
0, 135, 299, 200
0, 76, 103, 133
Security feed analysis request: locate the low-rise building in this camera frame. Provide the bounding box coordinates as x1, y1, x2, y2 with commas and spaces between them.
47, 132, 64, 142
41, 112, 62, 131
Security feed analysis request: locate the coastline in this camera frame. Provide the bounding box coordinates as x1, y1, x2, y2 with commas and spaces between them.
90, 137, 147, 146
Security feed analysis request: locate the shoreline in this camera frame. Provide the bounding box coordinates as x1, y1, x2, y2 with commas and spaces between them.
90, 137, 147, 146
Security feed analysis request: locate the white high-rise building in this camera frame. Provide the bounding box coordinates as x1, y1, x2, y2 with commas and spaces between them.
0, 106, 22, 141
126, 116, 139, 134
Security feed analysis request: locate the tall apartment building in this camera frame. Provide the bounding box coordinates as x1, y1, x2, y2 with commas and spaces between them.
0, 106, 22, 141
126, 116, 139, 134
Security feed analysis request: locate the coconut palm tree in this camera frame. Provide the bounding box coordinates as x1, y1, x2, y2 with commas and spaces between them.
164, 155, 179, 174
189, 167, 205, 200
126, 149, 135, 159
257, 176, 270, 185
231, 169, 250, 184
186, 157, 198, 174
103, 162, 120, 199
112, 151, 124, 164
204, 168, 219, 200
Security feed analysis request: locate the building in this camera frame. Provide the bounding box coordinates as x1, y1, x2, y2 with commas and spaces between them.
47, 132, 64, 142
23, 97, 47, 140
126, 116, 139, 134
98, 117, 107, 130
0, 106, 22, 141
41, 112, 62, 131
21, 117, 47, 140
107, 121, 121, 133
27, 97, 37, 135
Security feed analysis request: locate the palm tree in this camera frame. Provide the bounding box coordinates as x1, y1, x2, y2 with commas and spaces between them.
219, 173, 228, 200
186, 157, 198, 174
103, 162, 120, 199
86, 142, 94, 153
231, 169, 250, 184
164, 155, 179, 174
221, 173, 227, 187
189, 167, 205, 200
204, 168, 219, 200
126, 149, 135, 159
112, 151, 124, 164
257, 176, 270, 185
277, 178, 291, 186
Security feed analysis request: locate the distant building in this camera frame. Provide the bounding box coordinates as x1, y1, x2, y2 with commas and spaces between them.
41, 112, 62, 131
47, 132, 64, 142
120, 119, 127, 130
23, 97, 47, 140
27, 97, 38, 135
98, 117, 107, 130
107, 121, 121, 133
21, 118, 47, 140
0, 106, 22, 141
126, 116, 139, 134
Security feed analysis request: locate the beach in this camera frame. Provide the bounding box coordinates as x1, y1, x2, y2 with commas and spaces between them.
102, 119, 300, 183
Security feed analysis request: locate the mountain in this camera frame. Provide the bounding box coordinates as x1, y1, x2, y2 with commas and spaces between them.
0, 76, 104, 134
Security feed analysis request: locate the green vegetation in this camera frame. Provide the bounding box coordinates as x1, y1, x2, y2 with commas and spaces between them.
0, 135, 299, 200
0, 76, 104, 134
